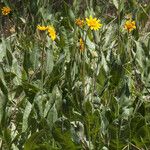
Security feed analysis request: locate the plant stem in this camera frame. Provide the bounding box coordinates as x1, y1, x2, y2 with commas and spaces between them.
41, 42, 45, 99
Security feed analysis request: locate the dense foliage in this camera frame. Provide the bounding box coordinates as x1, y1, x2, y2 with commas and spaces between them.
0, 0, 150, 149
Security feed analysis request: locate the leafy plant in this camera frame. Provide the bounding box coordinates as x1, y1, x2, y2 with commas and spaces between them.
0, 0, 150, 149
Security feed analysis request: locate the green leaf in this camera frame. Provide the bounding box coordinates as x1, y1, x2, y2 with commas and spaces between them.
101, 51, 109, 72
0, 78, 8, 96
24, 130, 45, 150
84, 100, 93, 114
30, 42, 40, 70
52, 119, 80, 150
22, 101, 32, 132
113, 0, 119, 9
135, 41, 144, 68
6, 49, 13, 66
46, 49, 54, 74
47, 105, 58, 129
3, 128, 12, 148
22, 81, 40, 103
68, 8, 75, 22
0, 40, 6, 62
23, 51, 32, 74
0, 93, 8, 125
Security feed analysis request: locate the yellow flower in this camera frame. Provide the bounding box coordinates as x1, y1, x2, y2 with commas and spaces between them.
37, 25, 48, 31
47, 26, 56, 41
1, 6, 11, 16
79, 38, 84, 52
75, 18, 84, 28
124, 20, 136, 32
86, 16, 102, 30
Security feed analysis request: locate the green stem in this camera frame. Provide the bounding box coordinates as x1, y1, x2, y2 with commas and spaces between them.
117, 1, 121, 149
41, 43, 45, 99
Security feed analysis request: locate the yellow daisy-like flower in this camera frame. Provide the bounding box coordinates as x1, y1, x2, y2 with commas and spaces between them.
124, 20, 136, 32
1, 6, 11, 16
86, 16, 102, 30
79, 38, 85, 52
37, 25, 48, 31
75, 18, 84, 28
47, 26, 56, 41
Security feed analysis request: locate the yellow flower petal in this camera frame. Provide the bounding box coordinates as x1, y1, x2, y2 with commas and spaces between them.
1, 6, 11, 16
124, 20, 136, 32
75, 18, 84, 28
86, 16, 102, 30
37, 25, 47, 31
47, 26, 56, 41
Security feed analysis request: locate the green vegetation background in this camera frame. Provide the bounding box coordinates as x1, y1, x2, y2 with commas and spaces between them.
0, 0, 150, 149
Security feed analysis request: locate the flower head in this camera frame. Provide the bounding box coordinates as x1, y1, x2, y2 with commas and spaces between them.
47, 26, 56, 41
37, 25, 48, 31
86, 16, 102, 30
75, 18, 84, 28
79, 38, 85, 52
1, 6, 11, 16
124, 20, 136, 32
